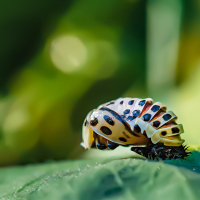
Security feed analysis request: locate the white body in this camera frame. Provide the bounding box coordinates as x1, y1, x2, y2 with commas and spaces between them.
81, 98, 184, 149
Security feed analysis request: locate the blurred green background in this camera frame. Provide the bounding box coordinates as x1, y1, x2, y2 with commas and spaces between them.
0, 0, 200, 166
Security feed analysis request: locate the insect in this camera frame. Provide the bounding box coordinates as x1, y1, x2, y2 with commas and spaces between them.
81, 97, 191, 160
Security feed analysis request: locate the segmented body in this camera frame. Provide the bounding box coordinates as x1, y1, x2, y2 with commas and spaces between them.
81, 98, 185, 152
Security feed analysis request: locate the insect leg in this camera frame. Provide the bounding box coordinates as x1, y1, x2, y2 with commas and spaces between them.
131, 146, 150, 158
93, 131, 107, 150
107, 140, 119, 150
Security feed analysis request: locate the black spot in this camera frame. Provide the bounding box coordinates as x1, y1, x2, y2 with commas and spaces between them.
172, 127, 179, 133
99, 107, 140, 137
100, 126, 112, 135
123, 109, 130, 115
163, 114, 171, 121
121, 115, 126, 119
161, 131, 167, 136
122, 131, 130, 138
138, 100, 146, 106
143, 114, 151, 121
119, 137, 127, 142
134, 125, 141, 133
84, 120, 88, 126
153, 121, 160, 127
106, 102, 115, 106
104, 115, 115, 126
151, 105, 160, 112
132, 110, 140, 118
127, 116, 134, 121
90, 118, 98, 126
128, 100, 134, 105
120, 100, 124, 105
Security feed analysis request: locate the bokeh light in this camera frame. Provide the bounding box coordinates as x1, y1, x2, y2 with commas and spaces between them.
50, 35, 87, 73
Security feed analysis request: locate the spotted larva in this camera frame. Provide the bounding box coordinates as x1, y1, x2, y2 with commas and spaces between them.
81, 97, 190, 160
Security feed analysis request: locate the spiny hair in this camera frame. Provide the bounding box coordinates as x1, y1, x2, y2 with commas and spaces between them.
131, 143, 191, 160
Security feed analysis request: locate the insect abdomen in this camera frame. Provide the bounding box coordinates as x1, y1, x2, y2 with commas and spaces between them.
82, 98, 184, 149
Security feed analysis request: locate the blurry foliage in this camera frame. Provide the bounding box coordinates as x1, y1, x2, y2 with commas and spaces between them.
0, 0, 200, 166
0, 0, 73, 93
176, 0, 200, 84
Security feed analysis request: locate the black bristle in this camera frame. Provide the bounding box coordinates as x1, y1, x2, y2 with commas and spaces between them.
131, 143, 191, 160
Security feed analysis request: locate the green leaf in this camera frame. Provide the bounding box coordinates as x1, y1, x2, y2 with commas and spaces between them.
1, 150, 200, 200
